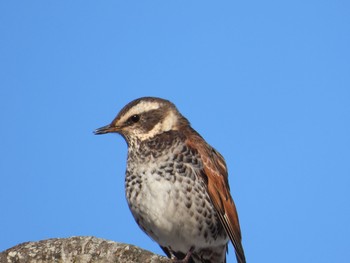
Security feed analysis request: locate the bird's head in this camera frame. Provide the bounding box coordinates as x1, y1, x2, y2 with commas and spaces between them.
94, 97, 189, 143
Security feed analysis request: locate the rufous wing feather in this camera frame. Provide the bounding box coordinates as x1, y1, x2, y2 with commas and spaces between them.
186, 132, 246, 263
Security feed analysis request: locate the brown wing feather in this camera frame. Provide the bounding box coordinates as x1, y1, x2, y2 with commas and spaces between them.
185, 131, 246, 263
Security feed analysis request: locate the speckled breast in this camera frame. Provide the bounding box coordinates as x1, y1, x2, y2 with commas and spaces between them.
124, 131, 228, 252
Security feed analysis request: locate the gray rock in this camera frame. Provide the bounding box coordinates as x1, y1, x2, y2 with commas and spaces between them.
0, 236, 171, 263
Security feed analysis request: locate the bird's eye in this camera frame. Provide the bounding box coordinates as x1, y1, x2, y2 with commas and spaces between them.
128, 114, 140, 124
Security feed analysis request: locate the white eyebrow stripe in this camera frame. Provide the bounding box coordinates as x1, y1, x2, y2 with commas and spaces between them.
118, 101, 161, 124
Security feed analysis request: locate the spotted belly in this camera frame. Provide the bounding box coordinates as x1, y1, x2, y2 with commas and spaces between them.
125, 162, 228, 254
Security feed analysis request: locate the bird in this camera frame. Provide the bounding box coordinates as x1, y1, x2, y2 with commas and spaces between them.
94, 97, 246, 263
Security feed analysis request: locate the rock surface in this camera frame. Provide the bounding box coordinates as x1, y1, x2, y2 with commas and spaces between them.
0, 236, 171, 263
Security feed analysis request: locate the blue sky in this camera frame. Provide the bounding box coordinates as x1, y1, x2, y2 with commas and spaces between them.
1, 1, 349, 262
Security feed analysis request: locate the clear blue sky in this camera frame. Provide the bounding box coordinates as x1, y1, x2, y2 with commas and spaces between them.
1, 1, 349, 262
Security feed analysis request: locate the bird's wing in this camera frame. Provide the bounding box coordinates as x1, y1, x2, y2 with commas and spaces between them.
186, 132, 246, 263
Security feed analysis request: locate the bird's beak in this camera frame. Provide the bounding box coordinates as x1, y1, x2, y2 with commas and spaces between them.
94, 124, 119, 135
